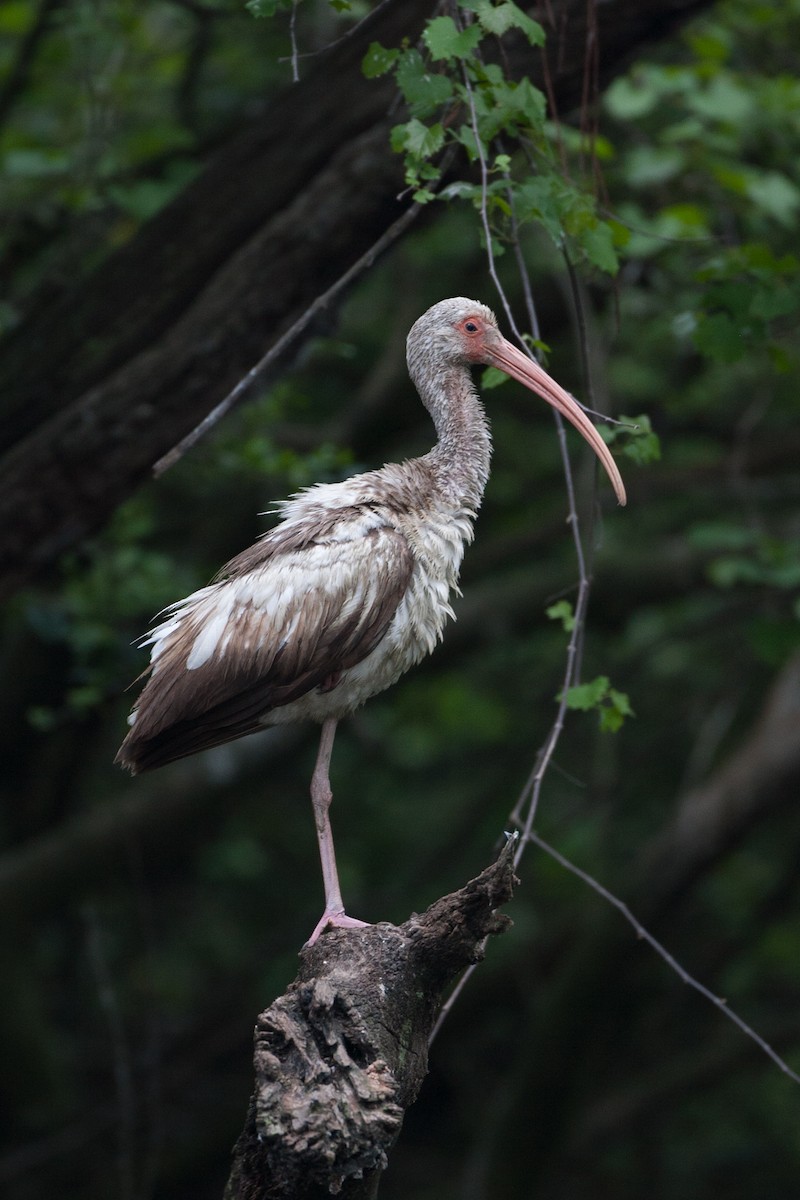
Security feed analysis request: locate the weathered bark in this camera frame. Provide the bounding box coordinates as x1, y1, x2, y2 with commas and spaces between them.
224, 841, 517, 1200
0, 0, 713, 599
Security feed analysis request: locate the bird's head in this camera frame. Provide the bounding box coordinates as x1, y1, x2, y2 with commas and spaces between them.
407, 297, 626, 506
407, 297, 500, 369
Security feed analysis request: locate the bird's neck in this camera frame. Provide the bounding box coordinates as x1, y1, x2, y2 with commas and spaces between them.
420, 366, 492, 513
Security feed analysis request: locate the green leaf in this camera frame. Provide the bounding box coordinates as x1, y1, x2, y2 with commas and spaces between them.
579, 220, 619, 275
745, 171, 800, 226
624, 145, 686, 187
546, 600, 575, 632
480, 365, 512, 389
604, 414, 661, 465
686, 74, 754, 124
362, 42, 400, 79
561, 675, 635, 732
600, 688, 635, 733
453, 123, 480, 161
395, 49, 454, 116
473, 76, 546, 142
515, 175, 567, 244
563, 675, 610, 712
461, 0, 545, 45
604, 74, 660, 120
423, 15, 483, 61
391, 119, 445, 160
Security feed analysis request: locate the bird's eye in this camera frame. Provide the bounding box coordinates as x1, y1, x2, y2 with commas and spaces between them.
463, 320, 479, 334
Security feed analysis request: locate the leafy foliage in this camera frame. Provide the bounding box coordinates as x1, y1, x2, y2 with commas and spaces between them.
365, 1, 617, 272
604, 414, 662, 465
561, 673, 635, 733
545, 599, 575, 632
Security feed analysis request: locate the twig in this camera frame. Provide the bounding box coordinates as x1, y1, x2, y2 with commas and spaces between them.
276, 0, 397, 66
459, 55, 593, 854
432, 63, 596, 1046
152, 202, 423, 476
530, 832, 800, 1087
289, 0, 300, 83
434, 48, 800, 1095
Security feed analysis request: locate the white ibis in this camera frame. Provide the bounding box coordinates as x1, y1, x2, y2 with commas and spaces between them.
116, 297, 625, 942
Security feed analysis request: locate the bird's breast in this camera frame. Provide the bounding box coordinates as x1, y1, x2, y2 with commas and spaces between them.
272, 503, 475, 725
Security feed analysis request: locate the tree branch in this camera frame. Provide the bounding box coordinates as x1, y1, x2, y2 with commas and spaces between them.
225, 840, 517, 1200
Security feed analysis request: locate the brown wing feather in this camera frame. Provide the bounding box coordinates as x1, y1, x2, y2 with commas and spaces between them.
116, 522, 413, 773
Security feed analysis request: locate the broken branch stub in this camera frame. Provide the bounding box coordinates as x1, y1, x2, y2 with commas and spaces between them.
226, 842, 518, 1199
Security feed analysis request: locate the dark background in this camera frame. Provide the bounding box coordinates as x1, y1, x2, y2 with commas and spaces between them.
1, 1, 799, 1197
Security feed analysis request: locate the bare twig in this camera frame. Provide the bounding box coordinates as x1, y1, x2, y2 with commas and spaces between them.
276, 0, 398, 67
289, 0, 300, 82
433, 44, 800, 1094
458, 56, 594, 854
530, 832, 800, 1086
432, 63, 597, 1043
152, 202, 423, 476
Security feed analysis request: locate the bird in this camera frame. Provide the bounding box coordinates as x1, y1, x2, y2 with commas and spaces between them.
116, 297, 626, 943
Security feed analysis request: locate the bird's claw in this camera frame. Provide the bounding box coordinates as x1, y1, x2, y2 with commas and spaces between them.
305, 909, 371, 947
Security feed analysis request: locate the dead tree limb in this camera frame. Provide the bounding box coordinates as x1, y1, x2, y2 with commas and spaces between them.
225, 841, 518, 1200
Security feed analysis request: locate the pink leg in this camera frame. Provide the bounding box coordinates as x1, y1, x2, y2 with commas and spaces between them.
306, 718, 369, 945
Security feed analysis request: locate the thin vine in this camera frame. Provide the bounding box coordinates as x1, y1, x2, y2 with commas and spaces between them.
229, 0, 800, 1088
371, 1, 800, 1088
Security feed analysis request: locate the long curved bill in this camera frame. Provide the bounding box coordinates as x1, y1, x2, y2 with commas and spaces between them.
486, 336, 627, 506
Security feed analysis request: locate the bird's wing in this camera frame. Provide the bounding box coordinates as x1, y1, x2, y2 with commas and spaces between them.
117, 520, 414, 771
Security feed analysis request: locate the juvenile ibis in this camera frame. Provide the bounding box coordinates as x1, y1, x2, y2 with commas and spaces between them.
116, 297, 625, 942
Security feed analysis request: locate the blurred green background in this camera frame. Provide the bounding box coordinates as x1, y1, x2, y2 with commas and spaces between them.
1, 1, 799, 1197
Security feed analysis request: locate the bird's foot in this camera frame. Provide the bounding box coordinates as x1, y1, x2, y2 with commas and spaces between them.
305, 908, 371, 947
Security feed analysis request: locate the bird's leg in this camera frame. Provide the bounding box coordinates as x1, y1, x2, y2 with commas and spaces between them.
306, 718, 370, 946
